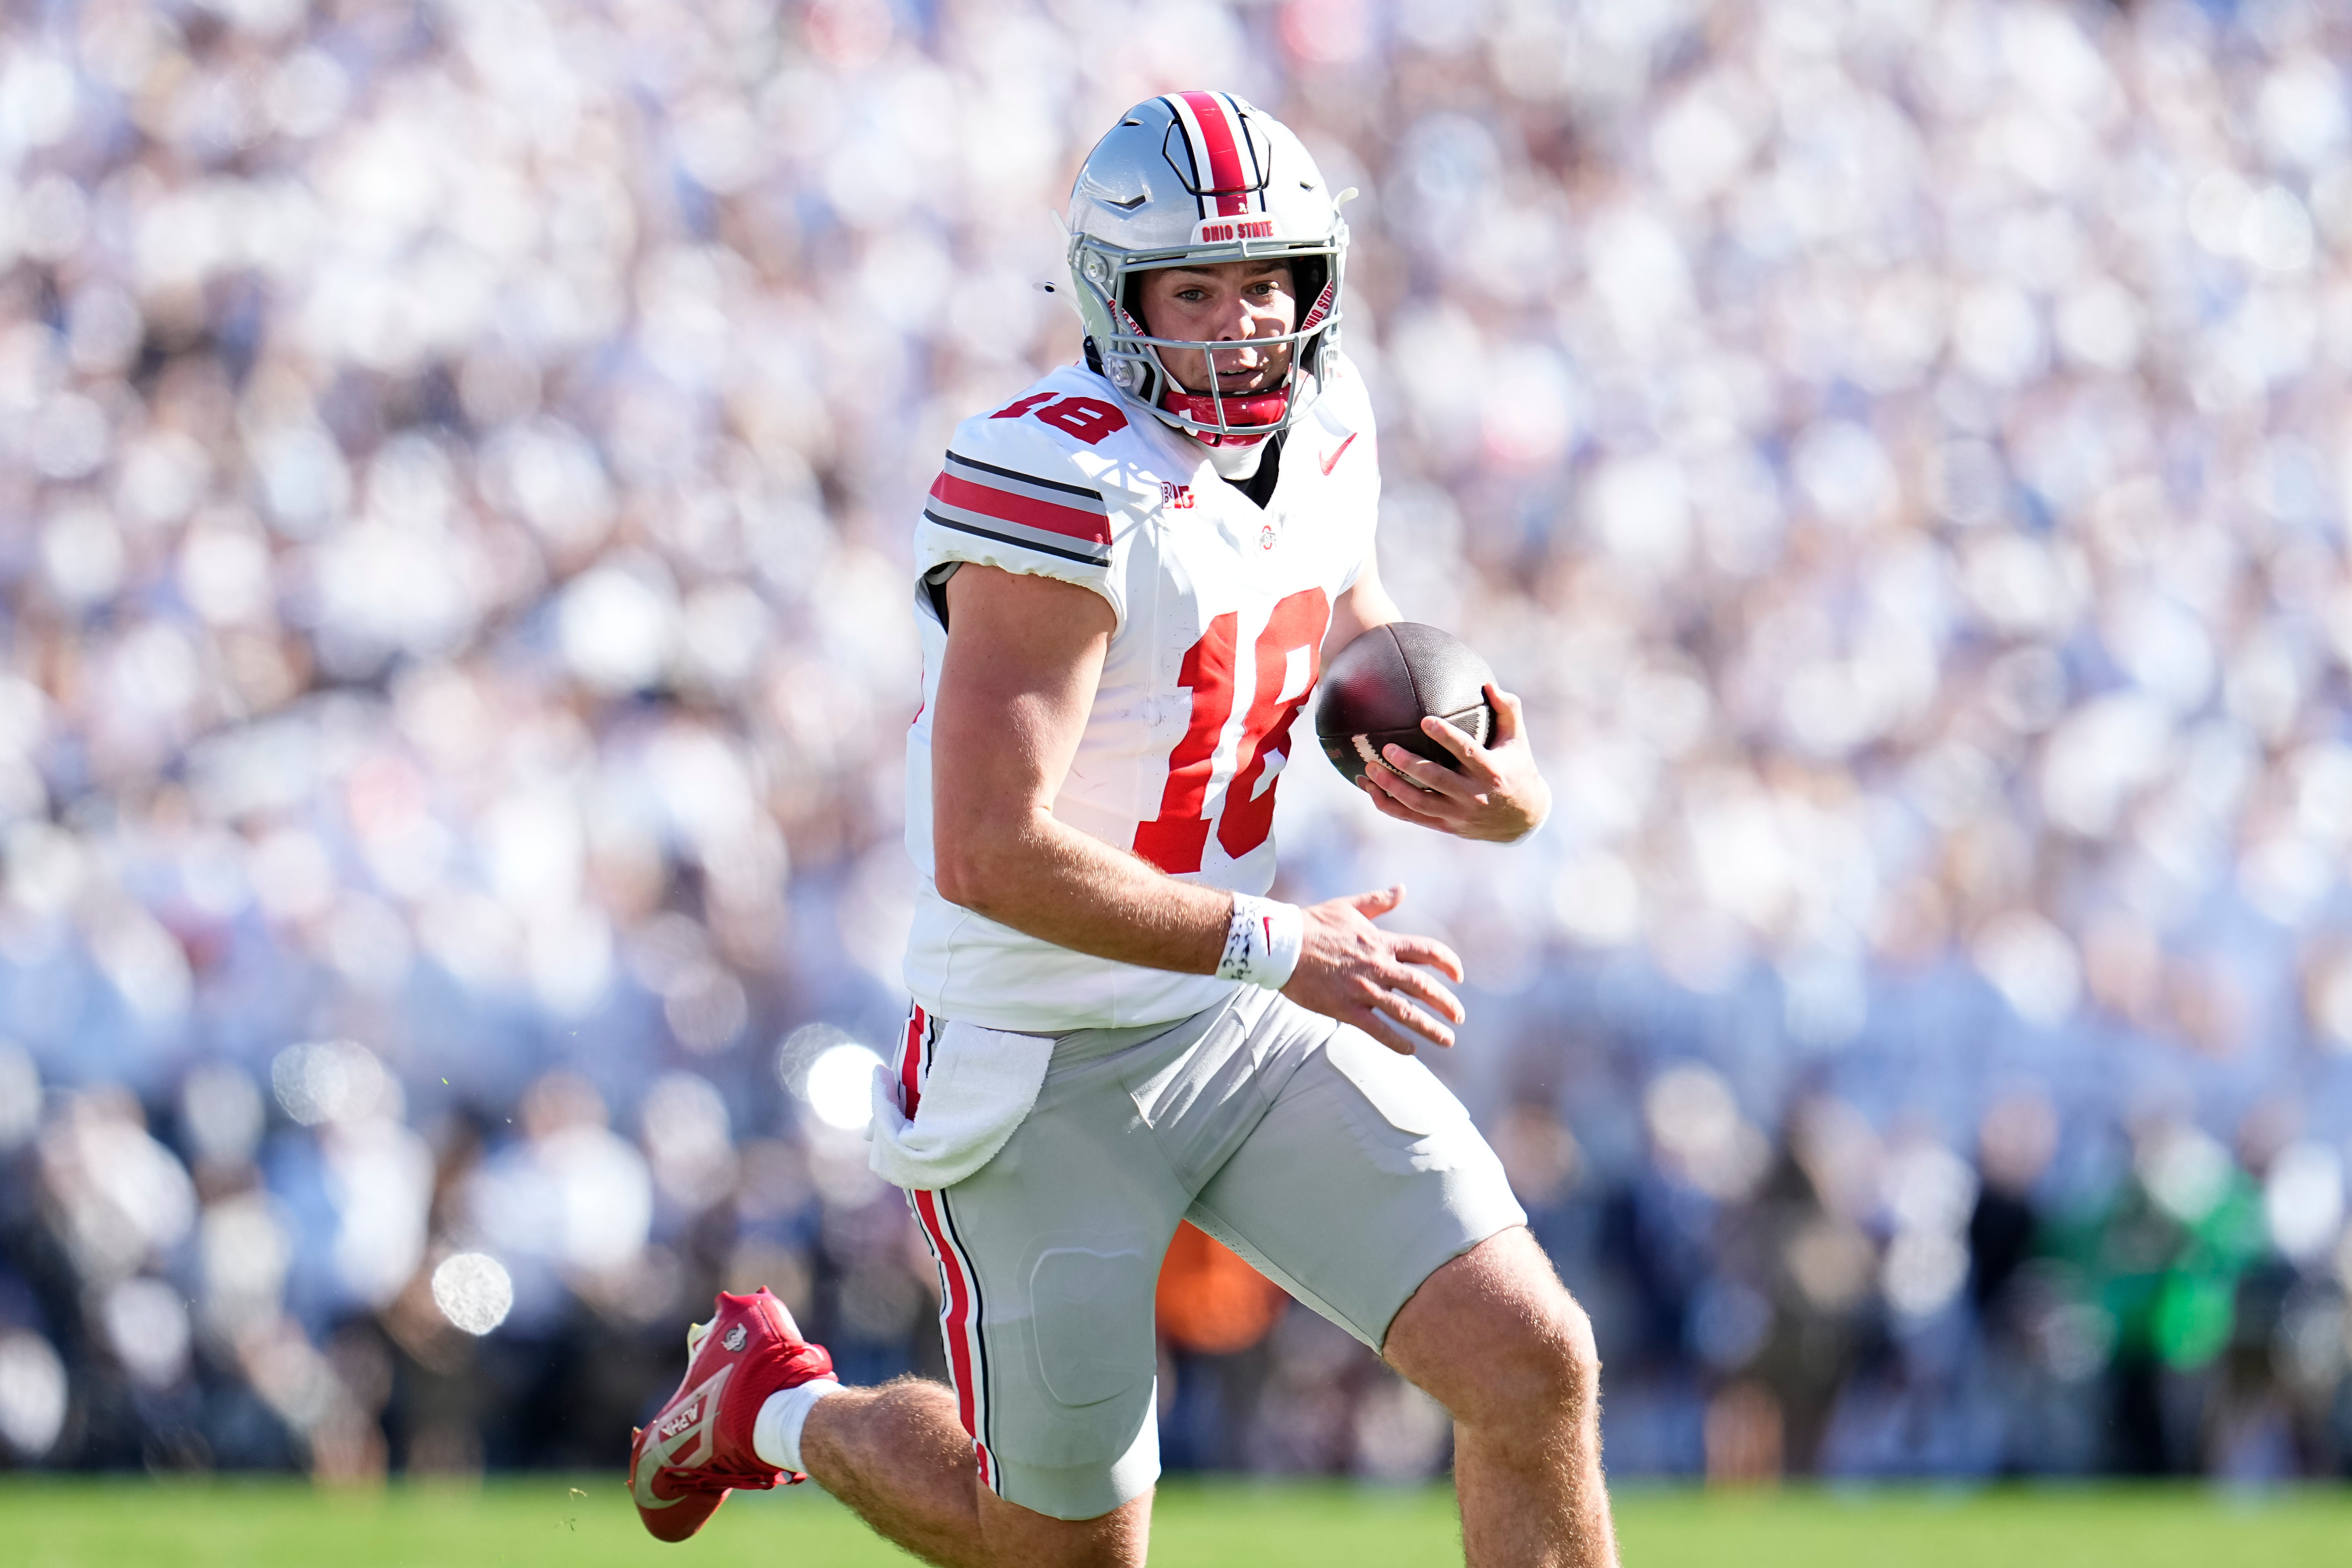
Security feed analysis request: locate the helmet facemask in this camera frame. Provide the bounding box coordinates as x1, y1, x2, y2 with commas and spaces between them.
1076, 239, 1345, 448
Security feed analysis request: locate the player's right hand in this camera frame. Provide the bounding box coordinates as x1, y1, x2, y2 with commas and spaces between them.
1281, 885, 1466, 1055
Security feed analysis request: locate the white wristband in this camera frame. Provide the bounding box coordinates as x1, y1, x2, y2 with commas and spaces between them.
1218, 894, 1303, 989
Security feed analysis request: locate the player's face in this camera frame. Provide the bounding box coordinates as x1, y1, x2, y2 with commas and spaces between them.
1135, 260, 1298, 398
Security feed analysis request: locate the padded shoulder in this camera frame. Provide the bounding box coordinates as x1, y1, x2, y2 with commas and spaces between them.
915, 372, 1140, 631
1309, 350, 1376, 436
950, 373, 1136, 477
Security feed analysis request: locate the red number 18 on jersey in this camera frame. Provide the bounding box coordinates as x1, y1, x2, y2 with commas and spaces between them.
1132, 588, 1330, 875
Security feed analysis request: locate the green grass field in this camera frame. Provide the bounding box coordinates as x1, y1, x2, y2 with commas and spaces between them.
7, 1476, 2349, 1566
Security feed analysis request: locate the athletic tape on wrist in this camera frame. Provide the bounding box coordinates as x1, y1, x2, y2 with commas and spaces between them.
1218, 893, 1303, 989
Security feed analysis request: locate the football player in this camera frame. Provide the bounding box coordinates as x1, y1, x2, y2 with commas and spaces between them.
631, 92, 1618, 1568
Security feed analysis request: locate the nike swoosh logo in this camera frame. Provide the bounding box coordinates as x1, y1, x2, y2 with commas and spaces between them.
632, 1363, 733, 1510
1319, 433, 1357, 475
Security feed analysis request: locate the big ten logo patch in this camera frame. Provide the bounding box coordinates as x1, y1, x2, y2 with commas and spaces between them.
1161, 481, 1195, 510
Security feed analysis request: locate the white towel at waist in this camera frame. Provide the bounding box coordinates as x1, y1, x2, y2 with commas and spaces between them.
866, 1019, 1055, 1191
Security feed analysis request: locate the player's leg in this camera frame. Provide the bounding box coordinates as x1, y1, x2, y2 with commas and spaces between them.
799, 1011, 1211, 1565
633, 1009, 1185, 1567
1187, 1012, 1617, 1568
793, 1378, 983, 1567
1382, 1228, 1615, 1568
798, 1378, 1150, 1568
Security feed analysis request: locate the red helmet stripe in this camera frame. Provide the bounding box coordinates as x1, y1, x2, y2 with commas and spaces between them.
1176, 90, 1250, 217
1217, 91, 1267, 202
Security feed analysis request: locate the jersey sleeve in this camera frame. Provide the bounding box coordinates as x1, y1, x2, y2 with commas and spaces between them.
1337, 468, 1380, 593
915, 410, 1128, 631
1322, 355, 1380, 595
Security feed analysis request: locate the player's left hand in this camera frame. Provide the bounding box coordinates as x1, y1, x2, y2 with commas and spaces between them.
1363, 683, 1550, 844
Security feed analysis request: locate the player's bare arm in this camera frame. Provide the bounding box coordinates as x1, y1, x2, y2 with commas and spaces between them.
1328, 555, 1553, 844
930, 561, 1467, 1054
927, 564, 1221, 970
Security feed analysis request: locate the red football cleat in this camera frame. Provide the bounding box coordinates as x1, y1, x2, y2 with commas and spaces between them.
628, 1289, 837, 1542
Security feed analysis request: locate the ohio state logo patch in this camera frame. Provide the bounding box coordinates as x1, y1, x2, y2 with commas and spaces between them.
1259, 522, 1278, 551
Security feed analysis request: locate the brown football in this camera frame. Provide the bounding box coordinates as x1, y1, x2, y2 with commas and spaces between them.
1315, 623, 1496, 790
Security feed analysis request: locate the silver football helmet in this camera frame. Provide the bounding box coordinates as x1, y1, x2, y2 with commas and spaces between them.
1065, 92, 1349, 447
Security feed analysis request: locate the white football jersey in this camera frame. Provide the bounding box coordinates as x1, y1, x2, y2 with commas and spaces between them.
904, 355, 1380, 1030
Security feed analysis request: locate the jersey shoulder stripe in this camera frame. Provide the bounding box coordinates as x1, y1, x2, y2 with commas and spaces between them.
947, 448, 1102, 501
924, 450, 1113, 567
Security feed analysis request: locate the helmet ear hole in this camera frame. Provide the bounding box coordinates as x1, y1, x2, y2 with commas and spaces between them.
1119, 274, 1152, 338
1290, 256, 1329, 325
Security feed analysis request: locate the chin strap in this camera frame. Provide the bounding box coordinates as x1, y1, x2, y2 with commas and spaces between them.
1161, 385, 1288, 446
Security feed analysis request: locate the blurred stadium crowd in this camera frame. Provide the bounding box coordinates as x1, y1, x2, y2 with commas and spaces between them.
4, 0, 2352, 1487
